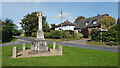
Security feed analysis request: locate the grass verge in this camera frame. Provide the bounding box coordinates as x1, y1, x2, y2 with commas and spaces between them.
2, 37, 18, 44
2, 43, 118, 66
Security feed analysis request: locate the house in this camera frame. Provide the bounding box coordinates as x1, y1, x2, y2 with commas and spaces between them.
74, 14, 109, 37
55, 20, 75, 31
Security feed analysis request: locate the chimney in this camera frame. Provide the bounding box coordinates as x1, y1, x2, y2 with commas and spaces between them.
66, 20, 68, 22
98, 14, 100, 16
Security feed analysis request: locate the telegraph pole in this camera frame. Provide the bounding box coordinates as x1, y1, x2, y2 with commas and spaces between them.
61, 10, 62, 38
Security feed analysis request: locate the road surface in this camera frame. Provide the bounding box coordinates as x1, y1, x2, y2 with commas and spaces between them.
1, 36, 119, 53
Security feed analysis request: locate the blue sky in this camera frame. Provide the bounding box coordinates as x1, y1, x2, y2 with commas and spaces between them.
2, 2, 118, 29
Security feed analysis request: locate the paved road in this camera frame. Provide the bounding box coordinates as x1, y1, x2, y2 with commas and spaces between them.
63, 38, 90, 45
1, 36, 119, 53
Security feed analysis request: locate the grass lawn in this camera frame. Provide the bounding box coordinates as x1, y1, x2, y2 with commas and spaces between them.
2, 43, 118, 66
2, 37, 18, 44
86, 41, 109, 46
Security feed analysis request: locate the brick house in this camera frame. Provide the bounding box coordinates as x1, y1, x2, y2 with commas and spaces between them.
74, 14, 109, 37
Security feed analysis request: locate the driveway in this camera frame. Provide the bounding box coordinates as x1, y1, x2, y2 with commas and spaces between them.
1, 36, 119, 52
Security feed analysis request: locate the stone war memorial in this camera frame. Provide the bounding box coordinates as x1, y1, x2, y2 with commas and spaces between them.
12, 11, 63, 58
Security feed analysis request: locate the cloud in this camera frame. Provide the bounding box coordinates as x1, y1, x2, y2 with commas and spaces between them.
15, 20, 22, 29
54, 12, 74, 21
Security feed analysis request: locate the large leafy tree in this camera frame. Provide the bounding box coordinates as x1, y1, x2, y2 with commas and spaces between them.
74, 16, 85, 23
20, 12, 50, 36
2, 18, 18, 42
100, 16, 116, 29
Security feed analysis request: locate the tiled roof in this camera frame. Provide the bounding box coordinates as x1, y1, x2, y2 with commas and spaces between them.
56, 20, 75, 27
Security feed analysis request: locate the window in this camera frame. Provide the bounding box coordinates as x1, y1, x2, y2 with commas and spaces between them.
85, 21, 89, 25
93, 21, 97, 24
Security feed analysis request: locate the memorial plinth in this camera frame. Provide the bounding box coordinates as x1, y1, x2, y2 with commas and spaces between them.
30, 11, 48, 54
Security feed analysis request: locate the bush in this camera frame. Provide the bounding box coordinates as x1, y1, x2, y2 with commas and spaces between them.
113, 42, 120, 45
2, 30, 9, 42
75, 33, 83, 39
45, 31, 61, 39
24, 32, 32, 37
50, 31, 61, 39
44, 32, 51, 38
90, 28, 118, 43
90, 29, 100, 42
106, 41, 115, 46
62, 30, 75, 38
2, 30, 13, 42
31, 32, 37, 37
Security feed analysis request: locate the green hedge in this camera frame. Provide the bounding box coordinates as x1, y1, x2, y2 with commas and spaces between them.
2, 30, 13, 42
91, 28, 118, 42
90, 29, 101, 42
44, 31, 61, 39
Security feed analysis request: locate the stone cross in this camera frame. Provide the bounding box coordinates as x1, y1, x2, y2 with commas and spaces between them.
53, 42, 56, 49
59, 45, 62, 55
12, 46, 17, 58
37, 11, 43, 31
36, 11, 45, 39
23, 42, 26, 50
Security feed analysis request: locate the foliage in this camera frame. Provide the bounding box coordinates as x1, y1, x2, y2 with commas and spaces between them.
31, 32, 37, 37
102, 29, 118, 42
20, 12, 50, 37
49, 31, 61, 39
2, 19, 19, 42
116, 18, 120, 41
74, 16, 85, 23
44, 32, 51, 38
90, 28, 119, 45
62, 30, 75, 38
51, 24, 56, 30
99, 16, 116, 29
110, 18, 120, 42
106, 41, 115, 46
90, 29, 100, 42
44, 31, 61, 39
75, 33, 83, 39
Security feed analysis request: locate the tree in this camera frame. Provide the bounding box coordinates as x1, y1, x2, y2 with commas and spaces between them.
99, 16, 116, 29
51, 24, 56, 30
20, 12, 50, 36
2, 18, 18, 42
74, 16, 85, 23
114, 18, 120, 41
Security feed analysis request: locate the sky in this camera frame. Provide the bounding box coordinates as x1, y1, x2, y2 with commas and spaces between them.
2, 2, 118, 29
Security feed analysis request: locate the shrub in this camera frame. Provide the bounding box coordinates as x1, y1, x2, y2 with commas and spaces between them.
90, 28, 118, 43
50, 31, 61, 39
44, 32, 51, 38
102, 29, 118, 42
2, 30, 9, 42
45, 31, 61, 39
106, 41, 115, 46
113, 42, 120, 45
31, 32, 37, 37
62, 30, 75, 38
24, 32, 31, 37
90, 29, 100, 42
75, 33, 83, 39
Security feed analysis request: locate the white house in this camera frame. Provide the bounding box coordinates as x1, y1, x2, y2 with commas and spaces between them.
55, 20, 75, 31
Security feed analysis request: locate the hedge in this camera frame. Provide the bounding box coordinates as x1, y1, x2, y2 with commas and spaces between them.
90, 28, 118, 42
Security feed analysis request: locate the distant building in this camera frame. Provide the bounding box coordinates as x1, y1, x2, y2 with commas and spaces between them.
55, 20, 75, 31
74, 14, 109, 37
